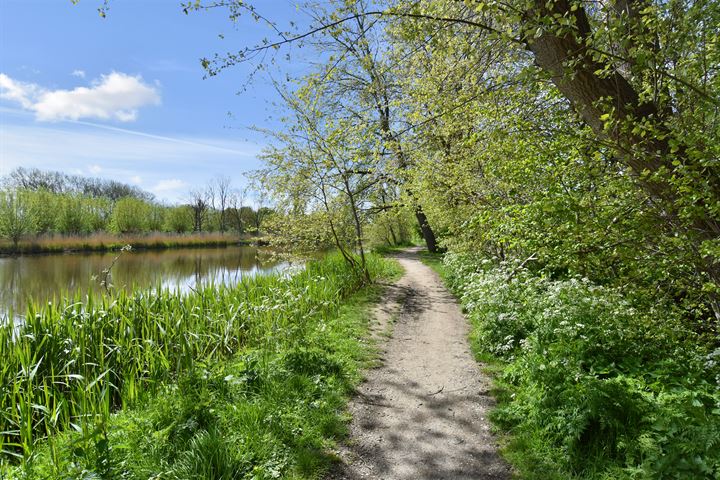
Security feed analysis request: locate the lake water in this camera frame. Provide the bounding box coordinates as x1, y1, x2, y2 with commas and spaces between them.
0, 246, 287, 321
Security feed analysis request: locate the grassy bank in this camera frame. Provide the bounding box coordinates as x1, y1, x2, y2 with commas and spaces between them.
423, 251, 720, 479
0, 253, 401, 478
0, 232, 266, 255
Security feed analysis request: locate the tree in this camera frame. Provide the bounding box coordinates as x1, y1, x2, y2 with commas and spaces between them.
164, 205, 193, 233
3, 167, 153, 201
84, 196, 112, 232
56, 194, 91, 235
382, 0, 720, 317
227, 187, 248, 234
110, 197, 149, 234
240, 206, 257, 232
257, 75, 384, 281
188, 190, 209, 232
210, 176, 232, 234
146, 203, 166, 232
252, 191, 274, 234
262, 209, 340, 254
27, 189, 58, 235
300, 2, 441, 251
0, 190, 36, 249
185, 0, 719, 317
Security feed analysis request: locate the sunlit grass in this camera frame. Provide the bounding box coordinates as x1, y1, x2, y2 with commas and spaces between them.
0, 252, 400, 477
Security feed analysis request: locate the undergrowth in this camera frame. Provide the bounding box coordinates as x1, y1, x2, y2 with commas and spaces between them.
0, 253, 401, 479
427, 251, 720, 479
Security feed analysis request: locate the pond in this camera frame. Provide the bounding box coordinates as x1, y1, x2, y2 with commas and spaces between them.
0, 246, 288, 321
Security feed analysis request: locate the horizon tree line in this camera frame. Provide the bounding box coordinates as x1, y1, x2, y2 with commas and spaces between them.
0, 168, 274, 247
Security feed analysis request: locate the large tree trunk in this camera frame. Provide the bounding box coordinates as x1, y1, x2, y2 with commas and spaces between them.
525, 0, 720, 240
415, 205, 438, 253
524, 0, 720, 318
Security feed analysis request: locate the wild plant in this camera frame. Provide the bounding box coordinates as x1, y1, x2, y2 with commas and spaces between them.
0, 253, 394, 469
441, 252, 720, 479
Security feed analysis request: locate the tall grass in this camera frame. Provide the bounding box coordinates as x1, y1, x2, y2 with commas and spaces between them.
0, 232, 261, 255
0, 253, 396, 470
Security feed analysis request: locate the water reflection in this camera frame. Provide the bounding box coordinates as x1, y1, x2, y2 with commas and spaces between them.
0, 246, 285, 320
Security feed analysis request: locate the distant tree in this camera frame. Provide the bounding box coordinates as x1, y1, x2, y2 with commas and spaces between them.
3, 167, 154, 201
110, 197, 149, 234
85, 196, 112, 232
227, 187, 247, 234
4, 168, 67, 193
205, 181, 216, 224
240, 206, 257, 232
146, 204, 166, 231
252, 191, 274, 234
211, 176, 232, 234
27, 189, 58, 235
0, 190, 36, 248
188, 190, 209, 232
164, 205, 193, 233
56, 194, 90, 235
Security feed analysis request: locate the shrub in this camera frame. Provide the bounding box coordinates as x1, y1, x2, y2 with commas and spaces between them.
442, 252, 720, 479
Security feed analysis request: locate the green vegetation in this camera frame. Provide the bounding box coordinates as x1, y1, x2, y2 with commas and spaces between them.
0, 253, 401, 478
0, 169, 271, 253
0, 232, 261, 255
426, 252, 720, 479
3, 0, 720, 476
189, 0, 719, 476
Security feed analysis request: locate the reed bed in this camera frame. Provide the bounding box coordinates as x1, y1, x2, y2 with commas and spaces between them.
0, 232, 261, 255
0, 253, 396, 471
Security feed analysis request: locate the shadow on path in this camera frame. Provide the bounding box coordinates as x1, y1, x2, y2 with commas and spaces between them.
327, 248, 510, 480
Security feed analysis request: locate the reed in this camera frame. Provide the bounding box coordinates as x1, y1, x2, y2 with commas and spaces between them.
0, 253, 396, 466
0, 232, 262, 255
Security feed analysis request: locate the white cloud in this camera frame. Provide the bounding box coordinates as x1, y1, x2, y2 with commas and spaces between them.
0, 72, 160, 122
71, 69, 86, 78
88, 164, 102, 174
130, 175, 143, 185
151, 179, 186, 195
0, 74, 42, 109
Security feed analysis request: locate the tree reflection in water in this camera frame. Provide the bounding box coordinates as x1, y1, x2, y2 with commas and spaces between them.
0, 246, 286, 321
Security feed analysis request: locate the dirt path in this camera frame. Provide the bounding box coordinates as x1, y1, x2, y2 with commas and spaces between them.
328, 248, 511, 480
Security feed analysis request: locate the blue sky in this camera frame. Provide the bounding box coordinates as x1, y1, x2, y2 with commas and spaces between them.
0, 0, 310, 203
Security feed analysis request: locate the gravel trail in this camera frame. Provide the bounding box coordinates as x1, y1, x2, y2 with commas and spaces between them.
328, 248, 511, 480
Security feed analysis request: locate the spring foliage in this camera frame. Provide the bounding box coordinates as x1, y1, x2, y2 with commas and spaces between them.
193, 0, 720, 473
438, 252, 720, 478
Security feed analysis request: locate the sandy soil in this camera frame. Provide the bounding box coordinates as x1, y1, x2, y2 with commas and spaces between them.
327, 248, 511, 480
